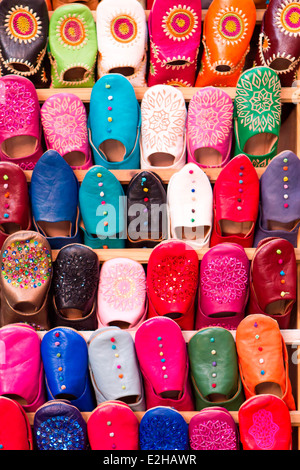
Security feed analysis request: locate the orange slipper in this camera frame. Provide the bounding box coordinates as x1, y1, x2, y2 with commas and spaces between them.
236, 314, 295, 411
196, 0, 256, 87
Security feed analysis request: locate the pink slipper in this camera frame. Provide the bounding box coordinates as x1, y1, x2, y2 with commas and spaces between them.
41, 93, 92, 170
0, 76, 43, 170
187, 87, 234, 168
147, 0, 202, 87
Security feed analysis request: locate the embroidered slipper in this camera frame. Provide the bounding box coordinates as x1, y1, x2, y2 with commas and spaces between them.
189, 406, 239, 450
248, 237, 297, 329
196, 243, 250, 330
88, 326, 146, 411
96, 0, 147, 87
41, 327, 95, 411
147, 0, 202, 87
97, 258, 147, 330
210, 154, 260, 248
0, 397, 33, 450
0, 231, 52, 331
140, 84, 187, 170
0, 323, 46, 412
135, 317, 195, 411
0, 162, 31, 250
238, 394, 292, 450
146, 240, 199, 330
254, 151, 300, 248
167, 163, 213, 250
48, 3, 97, 88
139, 407, 189, 450
254, 0, 300, 87
0, 0, 51, 88
33, 400, 88, 450
195, 0, 256, 87
30, 150, 82, 250
233, 66, 282, 166
41, 93, 93, 170
187, 87, 233, 169
126, 170, 168, 248
87, 401, 140, 451
79, 165, 126, 249
188, 326, 245, 411
0, 75, 43, 170
236, 314, 296, 411
88, 74, 141, 170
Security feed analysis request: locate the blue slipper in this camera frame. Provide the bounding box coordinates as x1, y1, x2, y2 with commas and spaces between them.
88, 73, 141, 169
79, 165, 126, 249
30, 150, 82, 249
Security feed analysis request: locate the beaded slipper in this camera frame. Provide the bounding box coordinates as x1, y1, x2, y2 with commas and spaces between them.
79, 166, 126, 249
236, 314, 296, 411
233, 66, 282, 166
189, 406, 239, 450
238, 394, 292, 450
88, 74, 141, 170
0, 162, 31, 250
87, 401, 140, 451
41, 327, 95, 411
0, 0, 51, 88
30, 150, 82, 250
195, 0, 256, 87
196, 243, 250, 330
0, 231, 52, 331
0, 324, 46, 412
41, 93, 93, 170
0, 76, 43, 170
97, 258, 147, 330
88, 326, 146, 411
188, 326, 245, 411
167, 163, 213, 250
96, 0, 147, 87
210, 154, 260, 248
48, 3, 97, 88
140, 84, 187, 170
147, 0, 202, 87
187, 87, 233, 169
146, 240, 199, 330
248, 237, 297, 329
33, 400, 88, 450
139, 407, 189, 450
254, 151, 300, 248
254, 0, 300, 87
51, 243, 99, 330
0, 397, 33, 450
135, 317, 195, 411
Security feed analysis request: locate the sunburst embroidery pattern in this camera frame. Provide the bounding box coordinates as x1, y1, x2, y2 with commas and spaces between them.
5, 5, 42, 44
275, 0, 300, 36
56, 14, 88, 49
213, 6, 248, 45
162, 5, 199, 41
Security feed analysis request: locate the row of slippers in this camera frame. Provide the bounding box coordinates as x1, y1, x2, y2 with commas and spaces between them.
0, 394, 294, 450
0, 66, 283, 172
0, 314, 295, 450
1, 149, 299, 253
0, 230, 296, 333
0, 0, 298, 90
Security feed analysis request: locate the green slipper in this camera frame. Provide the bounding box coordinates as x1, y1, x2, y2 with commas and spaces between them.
48, 3, 97, 88
188, 327, 245, 411
234, 66, 282, 167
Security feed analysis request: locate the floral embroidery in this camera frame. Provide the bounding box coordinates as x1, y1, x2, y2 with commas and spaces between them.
99, 263, 146, 312
57, 14, 88, 48
110, 15, 138, 43
5, 6, 42, 44
201, 256, 248, 304
213, 7, 248, 45
249, 409, 280, 450
190, 420, 237, 450
276, 1, 300, 36
188, 88, 233, 148
162, 5, 199, 41
0, 81, 35, 132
